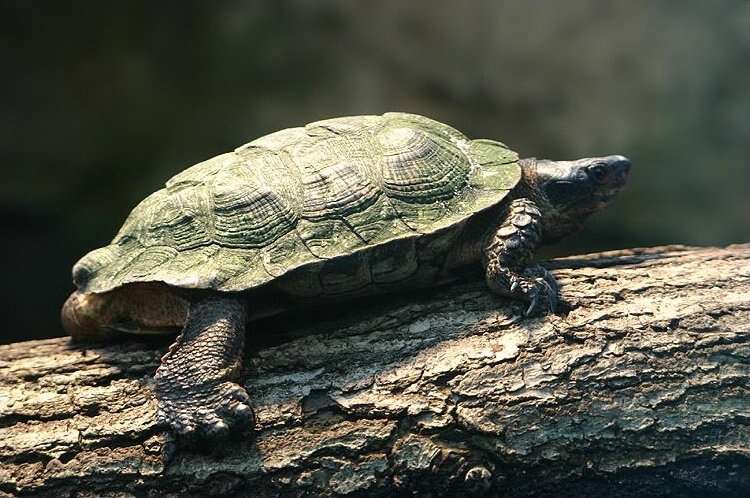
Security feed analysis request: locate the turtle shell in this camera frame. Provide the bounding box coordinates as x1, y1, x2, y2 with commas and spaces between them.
73, 112, 520, 294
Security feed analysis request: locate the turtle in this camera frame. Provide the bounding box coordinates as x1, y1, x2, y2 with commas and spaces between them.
61, 112, 631, 438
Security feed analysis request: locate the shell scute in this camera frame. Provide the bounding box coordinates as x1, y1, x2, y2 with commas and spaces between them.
319, 251, 372, 295
342, 195, 413, 244
147, 186, 212, 251
295, 218, 363, 259
378, 127, 469, 203
261, 231, 314, 278
301, 160, 381, 221
212, 161, 298, 248
370, 237, 419, 284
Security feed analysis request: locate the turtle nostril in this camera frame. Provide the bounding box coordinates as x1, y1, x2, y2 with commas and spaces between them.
610, 157, 631, 183
599, 156, 631, 186
613, 157, 631, 173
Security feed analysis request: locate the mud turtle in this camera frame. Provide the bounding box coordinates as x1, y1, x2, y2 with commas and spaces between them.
62, 112, 630, 437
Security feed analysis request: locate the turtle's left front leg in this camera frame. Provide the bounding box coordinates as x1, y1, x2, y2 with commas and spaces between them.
483, 197, 559, 315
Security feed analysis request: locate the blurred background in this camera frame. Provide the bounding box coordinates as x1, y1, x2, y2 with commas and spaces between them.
2, 0, 748, 344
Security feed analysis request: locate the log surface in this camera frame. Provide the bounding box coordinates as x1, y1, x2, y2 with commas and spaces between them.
1, 244, 749, 497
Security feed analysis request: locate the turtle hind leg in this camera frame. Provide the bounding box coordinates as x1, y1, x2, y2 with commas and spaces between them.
154, 295, 255, 438
483, 197, 559, 315
62, 284, 188, 342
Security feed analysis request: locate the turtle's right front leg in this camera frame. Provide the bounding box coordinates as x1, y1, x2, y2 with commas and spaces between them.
483, 197, 558, 315
154, 295, 255, 438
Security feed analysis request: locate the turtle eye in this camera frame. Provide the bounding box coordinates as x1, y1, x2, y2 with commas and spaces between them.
588, 163, 608, 182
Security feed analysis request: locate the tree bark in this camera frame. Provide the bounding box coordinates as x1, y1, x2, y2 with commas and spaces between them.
1, 244, 749, 498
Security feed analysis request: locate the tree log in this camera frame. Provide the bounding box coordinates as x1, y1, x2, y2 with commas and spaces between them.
1, 244, 749, 498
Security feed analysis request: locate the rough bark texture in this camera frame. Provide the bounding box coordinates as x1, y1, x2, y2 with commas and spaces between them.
1, 244, 749, 498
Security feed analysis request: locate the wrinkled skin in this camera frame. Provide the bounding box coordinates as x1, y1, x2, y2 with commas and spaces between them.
62, 154, 630, 439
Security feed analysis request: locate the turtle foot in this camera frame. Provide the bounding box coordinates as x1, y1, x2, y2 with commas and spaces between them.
155, 380, 255, 439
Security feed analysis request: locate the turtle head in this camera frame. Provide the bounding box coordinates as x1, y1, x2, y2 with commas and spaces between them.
523, 155, 631, 243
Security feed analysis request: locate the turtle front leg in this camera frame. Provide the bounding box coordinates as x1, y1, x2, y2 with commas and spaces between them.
154, 295, 255, 438
483, 198, 558, 315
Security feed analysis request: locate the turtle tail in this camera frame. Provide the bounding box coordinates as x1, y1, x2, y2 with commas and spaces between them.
60, 291, 114, 342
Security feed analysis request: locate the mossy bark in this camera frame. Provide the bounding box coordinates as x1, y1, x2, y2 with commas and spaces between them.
1, 244, 749, 498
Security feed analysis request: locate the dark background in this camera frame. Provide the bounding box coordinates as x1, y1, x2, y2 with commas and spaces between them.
2, 1, 748, 344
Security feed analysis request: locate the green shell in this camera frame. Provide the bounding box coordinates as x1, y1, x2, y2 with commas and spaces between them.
73, 112, 520, 294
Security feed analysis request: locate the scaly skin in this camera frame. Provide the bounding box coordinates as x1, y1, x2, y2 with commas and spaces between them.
154, 295, 254, 438
483, 198, 558, 315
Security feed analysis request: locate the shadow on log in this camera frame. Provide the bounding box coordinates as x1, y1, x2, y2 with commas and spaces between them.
1, 244, 749, 497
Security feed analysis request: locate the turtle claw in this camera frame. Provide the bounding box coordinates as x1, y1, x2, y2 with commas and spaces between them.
519, 266, 560, 316
525, 295, 538, 316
